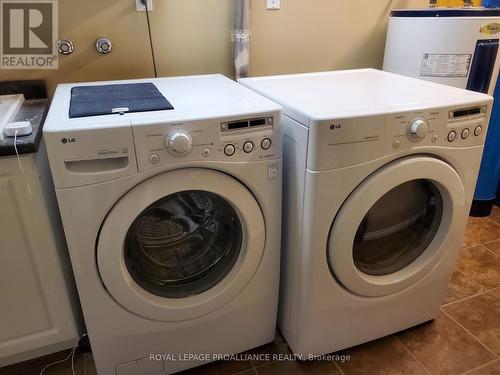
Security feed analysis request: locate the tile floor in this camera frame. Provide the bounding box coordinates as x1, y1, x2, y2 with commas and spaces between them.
2, 208, 500, 375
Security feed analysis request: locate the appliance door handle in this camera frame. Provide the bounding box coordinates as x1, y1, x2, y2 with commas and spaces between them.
64, 156, 129, 174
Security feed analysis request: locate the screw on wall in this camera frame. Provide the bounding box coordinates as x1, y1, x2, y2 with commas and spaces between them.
96, 38, 112, 54
57, 39, 74, 55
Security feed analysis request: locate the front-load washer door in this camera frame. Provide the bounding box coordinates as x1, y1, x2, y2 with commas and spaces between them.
328, 156, 466, 297
97, 168, 265, 321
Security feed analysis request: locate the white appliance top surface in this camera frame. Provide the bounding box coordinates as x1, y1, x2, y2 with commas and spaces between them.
44, 74, 281, 132
239, 69, 492, 125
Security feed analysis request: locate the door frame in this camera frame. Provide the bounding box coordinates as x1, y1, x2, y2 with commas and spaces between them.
328, 156, 466, 297
97, 168, 265, 322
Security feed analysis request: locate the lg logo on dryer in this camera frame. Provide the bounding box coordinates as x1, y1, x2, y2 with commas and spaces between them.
330, 124, 342, 130
61, 137, 76, 144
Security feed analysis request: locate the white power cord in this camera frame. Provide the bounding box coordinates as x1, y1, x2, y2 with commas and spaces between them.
13, 130, 32, 198
39, 333, 88, 375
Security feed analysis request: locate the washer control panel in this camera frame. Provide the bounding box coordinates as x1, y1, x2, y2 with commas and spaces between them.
219, 116, 274, 158
132, 113, 281, 171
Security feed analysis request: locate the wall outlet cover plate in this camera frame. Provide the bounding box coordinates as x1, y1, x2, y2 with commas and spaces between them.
135, 0, 153, 11
267, 0, 281, 9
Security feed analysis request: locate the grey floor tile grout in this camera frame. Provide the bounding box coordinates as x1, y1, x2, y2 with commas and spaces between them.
440, 287, 492, 308
478, 243, 500, 258
459, 358, 499, 375
233, 367, 257, 375
480, 237, 500, 246
441, 309, 499, 359
484, 216, 500, 227
333, 361, 346, 375
456, 268, 486, 290
393, 336, 432, 375
251, 361, 274, 372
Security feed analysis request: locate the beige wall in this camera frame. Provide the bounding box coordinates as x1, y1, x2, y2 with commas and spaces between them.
251, 0, 429, 76
0, 0, 428, 95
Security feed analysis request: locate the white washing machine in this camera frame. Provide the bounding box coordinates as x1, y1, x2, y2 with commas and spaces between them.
239, 69, 492, 355
42, 74, 282, 374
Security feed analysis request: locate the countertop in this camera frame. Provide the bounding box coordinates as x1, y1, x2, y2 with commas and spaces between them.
0, 80, 48, 157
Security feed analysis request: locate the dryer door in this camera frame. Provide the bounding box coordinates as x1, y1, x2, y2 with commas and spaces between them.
328, 156, 466, 297
97, 168, 265, 321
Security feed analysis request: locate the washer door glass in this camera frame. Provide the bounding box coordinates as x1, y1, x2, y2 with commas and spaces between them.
124, 190, 242, 299
353, 179, 443, 276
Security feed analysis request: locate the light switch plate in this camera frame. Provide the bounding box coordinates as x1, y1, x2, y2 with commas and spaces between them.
135, 0, 153, 11
266, 0, 280, 10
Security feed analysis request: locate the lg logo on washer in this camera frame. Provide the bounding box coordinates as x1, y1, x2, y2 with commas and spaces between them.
60, 137, 76, 144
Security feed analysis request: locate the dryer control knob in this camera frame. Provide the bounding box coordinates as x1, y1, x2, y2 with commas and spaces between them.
167, 131, 192, 156
409, 119, 429, 140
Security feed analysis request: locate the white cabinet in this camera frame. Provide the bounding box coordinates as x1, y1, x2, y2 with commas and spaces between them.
0, 142, 79, 366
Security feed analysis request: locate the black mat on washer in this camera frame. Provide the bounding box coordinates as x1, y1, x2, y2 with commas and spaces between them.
69, 83, 174, 118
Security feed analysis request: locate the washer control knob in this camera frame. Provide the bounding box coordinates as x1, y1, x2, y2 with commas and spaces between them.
243, 141, 254, 153
167, 131, 192, 156
474, 126, 483, 137
409, 119, 429, 140
447, 131, 457, 142
461, 128, 470, 139
261, 138, 272, 150
224, 144, 236, 156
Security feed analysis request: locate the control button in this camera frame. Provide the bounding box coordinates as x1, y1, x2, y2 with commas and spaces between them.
202, 148, 211, 158
149, 153, 160, 164
268, 163, 279, 180
432, 134, 439, 143
261, 138, 272, 150
474, 125, 483, 137
393, 139, 401, 149
461, 128, 470, 139
243, 141, 254, 153
447, 131, 457, 142
224, 144, 236, 156
409, 118, 429, 140
167, 130, 193, 156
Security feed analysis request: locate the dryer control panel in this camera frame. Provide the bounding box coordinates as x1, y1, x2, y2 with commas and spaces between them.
385, 105, 488, 154
133, 112, 282, 172
307, 102, 490, 171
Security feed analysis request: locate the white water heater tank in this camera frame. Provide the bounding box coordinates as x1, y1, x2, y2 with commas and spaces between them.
383, 8, 500, 96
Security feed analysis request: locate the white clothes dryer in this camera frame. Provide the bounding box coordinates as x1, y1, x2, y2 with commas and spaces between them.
240, 69, 492, 356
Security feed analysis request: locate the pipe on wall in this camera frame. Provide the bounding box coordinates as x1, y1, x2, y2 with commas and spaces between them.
233, 0, 252, 79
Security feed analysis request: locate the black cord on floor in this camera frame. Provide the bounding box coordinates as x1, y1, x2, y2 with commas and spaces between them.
143, 0, 158, 77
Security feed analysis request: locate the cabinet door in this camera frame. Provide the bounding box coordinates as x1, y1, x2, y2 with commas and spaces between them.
0, 155, 77, 366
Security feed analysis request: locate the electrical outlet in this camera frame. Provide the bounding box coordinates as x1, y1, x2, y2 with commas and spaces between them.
266, 0, 280, 9
135, 0, 153, 11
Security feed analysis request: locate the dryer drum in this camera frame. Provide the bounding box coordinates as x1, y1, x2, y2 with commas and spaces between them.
124, 190, 243, 298
353, 179, 444, 276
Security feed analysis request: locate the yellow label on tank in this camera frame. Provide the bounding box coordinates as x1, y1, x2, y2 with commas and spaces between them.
480, 23, 500, 34
437, 0, 481, 6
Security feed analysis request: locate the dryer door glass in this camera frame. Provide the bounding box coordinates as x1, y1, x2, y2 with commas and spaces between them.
352, 179, 443, 276
124, 190, 243, 298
